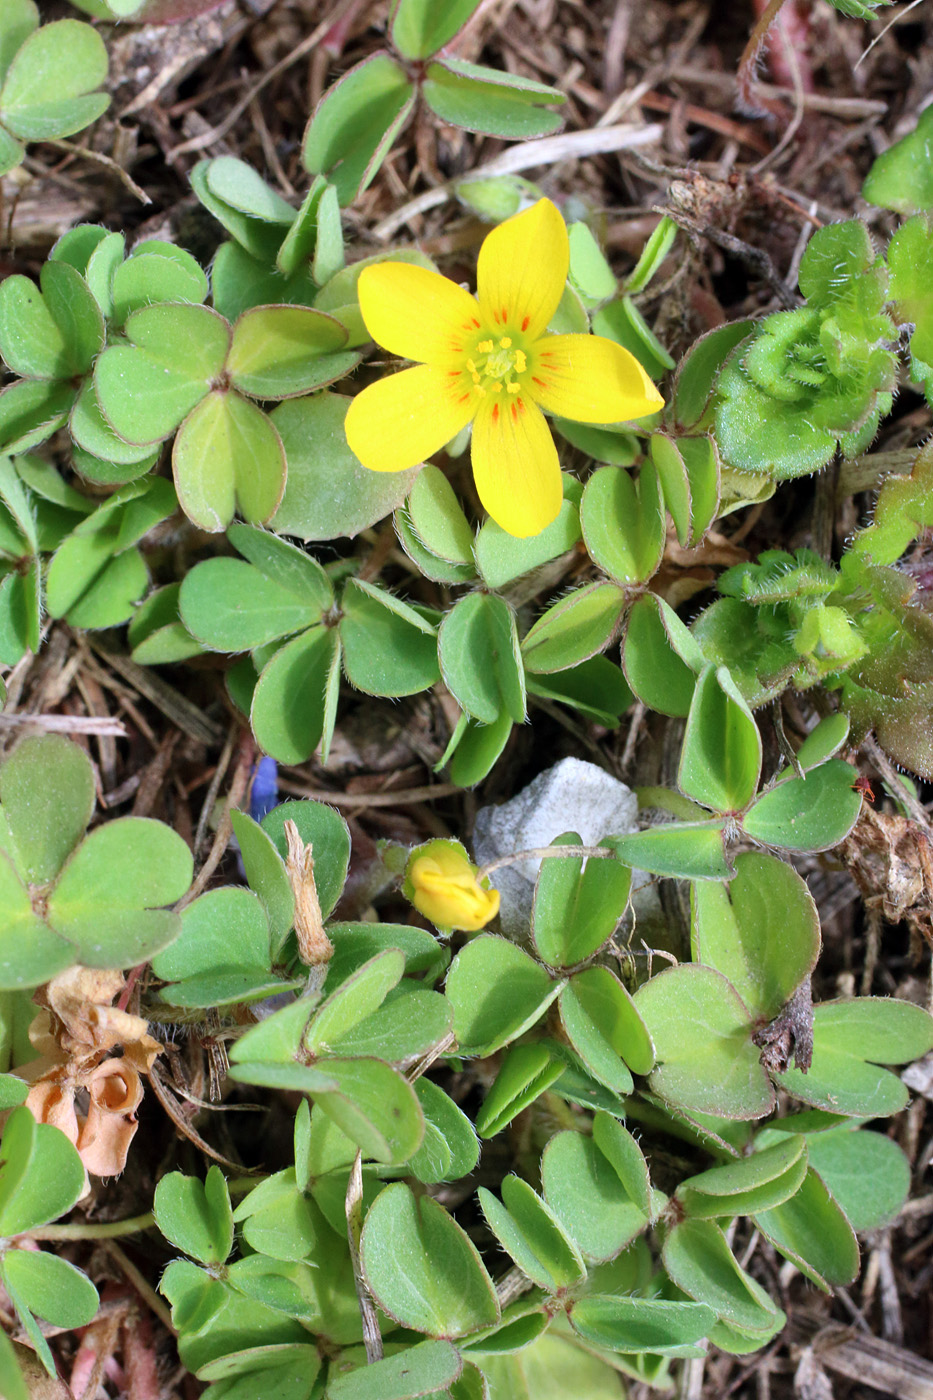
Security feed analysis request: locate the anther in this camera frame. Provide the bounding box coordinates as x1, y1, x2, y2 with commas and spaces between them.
506, 381, 520, 394
499, 337, 512, 349
477, 340, 494, 354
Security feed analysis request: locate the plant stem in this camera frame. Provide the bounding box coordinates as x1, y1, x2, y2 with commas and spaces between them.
24, 1212, 154, 1241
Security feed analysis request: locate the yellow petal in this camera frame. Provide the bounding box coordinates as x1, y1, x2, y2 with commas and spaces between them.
471, 393, 563, 538
409, 851, 499, 932
529, 334, 665, 423
345, 364, 474, 474
357, 261, 482, 364
477, 199, 569, 343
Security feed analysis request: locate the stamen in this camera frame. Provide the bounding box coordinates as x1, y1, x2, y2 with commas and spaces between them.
499, 337, 512, 349
514, 351, 527, 372
506, 381, 520, 394
466, 359, 477, 372
477, 340, 494, 354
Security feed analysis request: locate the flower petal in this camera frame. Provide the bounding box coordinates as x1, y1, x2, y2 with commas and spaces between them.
345, 364, 474, 474
471, 393, 562, 538
529, 334, 665, 422
477, 199, 569, 342
357, 262, 481, 364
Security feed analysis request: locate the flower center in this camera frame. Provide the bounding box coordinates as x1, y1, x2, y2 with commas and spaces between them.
466, 335, 528, 397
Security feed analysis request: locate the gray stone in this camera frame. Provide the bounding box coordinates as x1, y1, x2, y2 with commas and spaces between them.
473, 758, 640, 936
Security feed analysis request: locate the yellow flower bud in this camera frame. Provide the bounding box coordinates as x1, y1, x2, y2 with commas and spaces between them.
405, 840, 500, 932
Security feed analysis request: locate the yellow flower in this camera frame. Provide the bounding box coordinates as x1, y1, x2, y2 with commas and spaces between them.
344, 199, 664, 538
405, 839, 500, 932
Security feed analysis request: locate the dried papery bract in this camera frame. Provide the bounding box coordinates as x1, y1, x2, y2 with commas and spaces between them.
284, 817, 334, 972
21, 966, 161, 1179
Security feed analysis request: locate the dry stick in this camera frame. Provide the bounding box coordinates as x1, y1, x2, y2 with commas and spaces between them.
346, 1152, 383, 1365
101, 1240, 174, 1334
46, 138, 150, 204
0, 712, 126, 736
169, 0, 363, 160
862, 734, 933, 832
371, 122, 665, 241
276, 778, 460, 807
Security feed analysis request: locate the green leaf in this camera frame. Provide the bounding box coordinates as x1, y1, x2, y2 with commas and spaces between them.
592, 295, 674, 380
0, 1327, 28, 1400
151, 886, 270, 984
340, 579, 440, 696
390, 0, 479, 59
361, 1184, 500, 1337
180, 561, 323, 653
0, 274, 71, 380
526, 655, 632, 727
0, 19, 108, 141
479, 1176, 585, 1293
611, 821, 733, 882
0, 853, 75, 990
328, 1340, 464, 1399
521, 583, 626, 675
580, 464, 665, 584
229, 523, 333, 611
1, 1249, 98, 1328
95, 303, 229, 445
888, 214, 933, 364
303, 948, 405, 1052
205, 155, 296, 225
407, 464, 475, 567
47, 816, 192, 964
271, 393, 418, 541
39, 260, 104, 374
70, 380, 162, 467
622, 593, 703, 717
691, 852, 820, 1022
671, 322, 755, 431
863, 105, 933, 214
625, 216, 678, 295
302, 52, 415, 206
662, 1219, 784, 1334
805, 1127, 910, 1231
553, 417, 639, 465
110, 241, 208, 325
634, 965, 774, 1119
438, 593, 525, 725
567, 222, 617, 305
445, 934, 562, 1055
229, 809, 295, 954
753, 1167, 859, 1288
0, 379, 74, 454
154, 1166, 234, 1267
0, 1, 38, 88
128, 583, 205, 666
540, 1130, 653, 1262
0, 1111, 86, 1234
474, 1041, 565, 1139
227, 305, 352, 400
474, 495, 581, 590
423, 58, 565, 140
740, 759, 861, 852
173, 391, 286, 533
531, 836, 632, 968
261, 798, 350, 920
410, 1078, 480, 1183
560, 967, 653, 1091
678, 665, 761, 813
569, 1296, 715, 1357
277, 176, 343, 283
774, 997, 933, 1117
445, 710, 514, 787
324, 922, 447, 988
0, 733, 94, 883
677, 1135, 809, 1218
